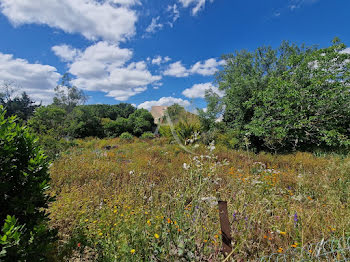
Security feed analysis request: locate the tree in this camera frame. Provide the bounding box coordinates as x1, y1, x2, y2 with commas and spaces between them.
128, 109, 155, 136
0, 106, 56, 260
0, 83, 38, 121
214, 39, 350, 152
53, 73, 87, 112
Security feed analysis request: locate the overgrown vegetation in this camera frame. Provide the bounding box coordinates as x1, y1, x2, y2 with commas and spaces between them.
48, 138, 349, 261
0, 106, 56, 261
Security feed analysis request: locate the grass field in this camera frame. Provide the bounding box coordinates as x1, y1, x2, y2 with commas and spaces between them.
48, 138, 350, 261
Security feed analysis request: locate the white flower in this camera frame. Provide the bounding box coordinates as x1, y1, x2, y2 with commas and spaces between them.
183, 163, 189, 170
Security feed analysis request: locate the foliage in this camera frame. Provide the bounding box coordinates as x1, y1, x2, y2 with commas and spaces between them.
0, 83, 38, 121
119, 132, 133, 140
128, 109, 156, 136
198, 90, 223, 132
213, 39, 350, 152
53, 74, 87, 113
0, 106, 56, 261
140, 131, 155, 139
48, 138, 350, 261
102, 117, 131, 138
0, 216, 23, 259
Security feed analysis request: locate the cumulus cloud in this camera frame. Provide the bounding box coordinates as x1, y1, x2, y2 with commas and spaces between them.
0, 0, 138, 42
164, 58, 223, 77
0, 53, 60, 104
53, 41, 161, 101
145, 16, 163, 34
163, 61, 189, 77
182, 82, 224, 98
52, 44, 81, 62
340, 48, 350, 54
190, 58, 225, 76
178, 0, 214, 15
138, 96, 191, 110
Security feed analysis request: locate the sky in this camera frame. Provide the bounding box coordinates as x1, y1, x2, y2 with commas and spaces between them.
0, 0, 349, 111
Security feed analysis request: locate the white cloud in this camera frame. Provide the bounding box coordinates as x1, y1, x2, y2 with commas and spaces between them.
138, 96, 190, 110
145, 16, 163, 34
340, 48, 350, 54
164, 58, 223, 77
52, 44, 81, 62
182, 82, 224, 98
53, 41, 161, 101
167, 4, 180, 26
0, 53, 60, 104
151, 55, 171, 65
0, 0, 138, 42
163, 61, 189, 77
190, 58, 225, 76
178, 0, 214, 15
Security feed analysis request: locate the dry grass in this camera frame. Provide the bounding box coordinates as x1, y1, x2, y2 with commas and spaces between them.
48, 138, 350, 261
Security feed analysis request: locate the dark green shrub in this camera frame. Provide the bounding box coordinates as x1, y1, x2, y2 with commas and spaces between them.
140, 131, 155, 139
119, 132, 133, 140
0, 106, 56, 261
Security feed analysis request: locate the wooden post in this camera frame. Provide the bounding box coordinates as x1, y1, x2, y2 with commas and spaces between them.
218, 201, 233, 257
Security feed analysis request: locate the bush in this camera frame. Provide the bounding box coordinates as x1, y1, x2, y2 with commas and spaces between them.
0, 106, 56, 261
119, 132, 133, 140
140, 131, 155, 139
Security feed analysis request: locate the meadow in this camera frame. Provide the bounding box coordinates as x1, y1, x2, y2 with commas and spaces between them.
48, 137, 350, 261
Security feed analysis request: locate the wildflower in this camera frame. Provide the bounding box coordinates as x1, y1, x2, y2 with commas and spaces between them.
84, 219, 89, 222
178, 229, 182, 232
145, 211, 148, 215
147, 220, 151, 226
183, 163, 189, 170
291, 242, 298, 248
279, 231, 287, 235
167, 218, 171, 224
130, 249, 135, 254
154, 233, 160, 239
99, 232, 103, 236
93, 220, 97, 224
204, 240, 208, 243
309, 249, 313, 253
263, 235, 268, 239
214, 235, 219, 239
294, 212, 298, 226
114, 210, 117, 213
277, 247, 283, 253
77, 243, 81, 247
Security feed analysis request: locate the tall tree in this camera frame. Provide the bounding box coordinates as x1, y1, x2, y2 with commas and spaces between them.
212, 39, 350, 152
53, 73, 87, 112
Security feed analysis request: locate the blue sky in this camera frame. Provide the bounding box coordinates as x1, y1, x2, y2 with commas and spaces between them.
0, 0, 349, 110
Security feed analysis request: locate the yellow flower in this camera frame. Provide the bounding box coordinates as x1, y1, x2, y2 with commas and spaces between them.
167, 218, 171, 224
214, 235, 219, 239
113, 210, 117, 213
130, 249, 135, 254
174, 221, 177, 225
279, 231, 287, 235
154, 233, 160, 239
204, 240, 208, 243
147, 220, 151, 225
84, 219, 89, 222
277, 248, 283, 253
99, 232, 103, 236
145, 211, 149, 215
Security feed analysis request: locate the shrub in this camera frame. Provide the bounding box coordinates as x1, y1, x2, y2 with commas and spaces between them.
141, 131, 155, 139
119, 132, 133, 140
159, 125, 173, 139
0, 106, 56, 261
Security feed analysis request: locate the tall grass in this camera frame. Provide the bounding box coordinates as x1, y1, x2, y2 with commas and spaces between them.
48, 138, 350, 261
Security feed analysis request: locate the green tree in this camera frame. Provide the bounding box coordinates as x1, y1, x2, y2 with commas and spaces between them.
128, 109, 155, 136
53, 74, 87, 113
0, 83, 38, 121
0, 106, 56, 261
214, 39, 350, 152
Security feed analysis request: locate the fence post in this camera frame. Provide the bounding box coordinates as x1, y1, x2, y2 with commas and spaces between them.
218, 200, 233, 257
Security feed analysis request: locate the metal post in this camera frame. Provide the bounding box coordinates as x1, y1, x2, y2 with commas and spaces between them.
218, 200, 233, 257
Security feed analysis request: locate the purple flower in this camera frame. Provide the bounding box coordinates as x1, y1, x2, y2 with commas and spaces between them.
294, 212, 298, 226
